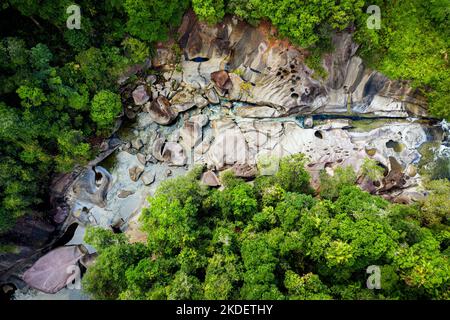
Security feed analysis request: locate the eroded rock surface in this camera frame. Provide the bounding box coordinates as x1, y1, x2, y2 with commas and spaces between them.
177, 11, 429, 118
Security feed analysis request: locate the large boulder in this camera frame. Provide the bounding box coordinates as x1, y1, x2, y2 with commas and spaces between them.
190, 114, 209, 127
131, 138, 144, 150
162, 142, 187, 166
177, 13, 428, 117
211, 70, 232, 94
171, 90, 196, 112
118, 190, 134, 198
231, 163, 257, 179
152, 137, 166, 162
144, 96, 178, 125
129, 165, 144, 182
205, 87, 220, 104
141, 171, 156, 186
22, 245, 86, 294
194, 95, 209, 108
180, 120, 202, 149
136, 153, 146, 165
201, 171, 220, 187
132, 85, 150, 105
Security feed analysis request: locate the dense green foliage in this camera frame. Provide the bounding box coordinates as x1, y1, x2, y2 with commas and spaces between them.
355, 0, 450, 120
0, 1, 187, 233
83, 155, 450, 300
124, 0, 189, 42
90, 90, 122, 132
191, 0, 371, 49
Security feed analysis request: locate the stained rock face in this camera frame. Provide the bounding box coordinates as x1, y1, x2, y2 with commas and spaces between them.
211, 70, 232, 94
231, 163, 258, 179
145, 96, 178, 125
201, 170, 220, 187
22, 245, 85, 294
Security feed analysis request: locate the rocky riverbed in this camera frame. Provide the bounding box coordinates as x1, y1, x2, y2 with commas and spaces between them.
5, 11, 449, 299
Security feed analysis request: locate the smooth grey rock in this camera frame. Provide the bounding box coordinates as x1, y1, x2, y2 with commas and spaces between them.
71, 166, 111, 208
231, 163, 257, 178
80, 253, 98, 269
211, 70, 232, 94
190, 114, 209, 127
163, 71, 172, 81
207, 128, 250, 170
131, 138, 144, 150
146, 74, 157, 85
194, 95, 209, 108
141, 171, 156, 185
152, 137, 166, 162
173, 102, 196, 113
205, 87, 220, 104
304, 116, 314, 128
118, 190, 135, 198
136, 153, 147, 165
314, 119, 351, 130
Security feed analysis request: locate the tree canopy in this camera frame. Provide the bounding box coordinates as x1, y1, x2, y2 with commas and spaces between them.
83, 155, 450, 300
0, 0, 188, 233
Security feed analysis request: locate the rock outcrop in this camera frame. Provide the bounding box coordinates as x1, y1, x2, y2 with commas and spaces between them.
162, 142, 187, 166
201, 171, 221, 187
177, 11, 429, 118
71, 166, 111, 208
145, 96, 178, 125
22, 245, 86, 294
